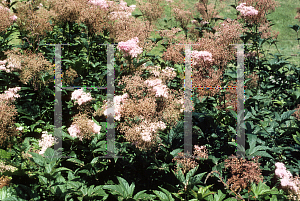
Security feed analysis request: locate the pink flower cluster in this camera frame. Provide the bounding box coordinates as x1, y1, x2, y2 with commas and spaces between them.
103, 93, 129, 121
38, 131, 58, 155
236, 3, 259, 17
110, 1, 136, 20
117, 37, 143, 58
144, 79, 168, 98
135, 120, 166, 142
161, 67, 176, 79
68, 120, 101, 141
0, 57, 21, 73
0, 5, 17, 21
191, 50, 213, 66
0, 87, 21, 101
275, 162, 299, 194
88, 0, 111, 10
71, 89, 93, 105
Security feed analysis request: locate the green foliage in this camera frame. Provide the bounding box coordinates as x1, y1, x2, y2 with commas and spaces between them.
103, 176, 155, 201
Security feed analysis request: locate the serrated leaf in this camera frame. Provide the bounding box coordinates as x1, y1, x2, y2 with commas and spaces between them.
213, 190, 226, 201
66, 158, 84, 167
274, 112, 281, 121
67, 181, 82, 190
91, 157, 99, 165
190, 172, 206, 185
281, 110, 296, 121
53, 167, 72, 175
38, 175, 48, 185
251, 151, 273, 159
170, 148, 183, 157
29, 152, 45, 166
103, 185, 124, 196
116, 176, 135, 198
186, 166, 199, 181
172, 168, 185, 184
157, 186, 175, 201
153, 190, 169, 201
248, 145, 270, 156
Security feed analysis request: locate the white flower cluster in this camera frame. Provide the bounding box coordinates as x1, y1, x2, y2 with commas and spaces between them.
0, 161, 17, 173
135, 120, 166, 142
269, 76, 288, 84
38, 131, 58, 155
144, 79, 168, 98
103, 93, 129, 121
236, 3, 259, 17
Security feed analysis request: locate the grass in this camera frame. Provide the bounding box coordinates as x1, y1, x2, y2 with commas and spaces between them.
1, 0, 300, 67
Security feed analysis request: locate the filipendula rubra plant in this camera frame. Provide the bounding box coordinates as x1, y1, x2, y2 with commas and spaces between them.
94, 63, 187, 151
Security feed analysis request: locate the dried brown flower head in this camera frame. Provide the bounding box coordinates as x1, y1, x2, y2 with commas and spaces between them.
4, 48, 54, 91
236, 0, 280, 40
292, 104, 300, 120
0, 4, 16, 33
46, 0, 87, 25
102, 68, 185, 150
172, 145, 208, 175
171, 1, 196, 30
14, 0, 57, 44
136, 0, 165, 26
62, 67, 78, 86
0, 93, 22, 149
106, 14, 156, 54
286, 175, 300, 201
195, 0, 225, 23
172, 152, 199, 174
224, 155, 264, 193
0, 175, 11, 189
71, 112, 97, 141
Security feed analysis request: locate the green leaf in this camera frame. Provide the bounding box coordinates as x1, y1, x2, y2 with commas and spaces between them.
117, 176, 135, 198
274, 112, 281, 122
251, 181, 272, 198
103, 185, 124, 196
288, 25, 300, 32
53, 167, 72, 175
171, 168, 185, 184
29, 152, 45, 166
157, 186, 175, 201
195, 185, 215, 199
91, 157, 99, 165
186, 166, 199, 181
293, 131, 300, 145
190, 172, 207, 186
153, 190, 169, 201
45, 162, 56, 174
281, 110, 296, 121
38, 175, 48, 185
212, 190, 226, 201
67, 181, 82, 190
170, 148, 183, 157
66, 158, 84, 167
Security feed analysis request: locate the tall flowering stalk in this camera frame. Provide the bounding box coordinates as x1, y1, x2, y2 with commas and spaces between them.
117, 37, 143, 73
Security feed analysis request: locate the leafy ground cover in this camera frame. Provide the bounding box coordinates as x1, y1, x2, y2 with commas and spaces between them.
0, 0, 300, 200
